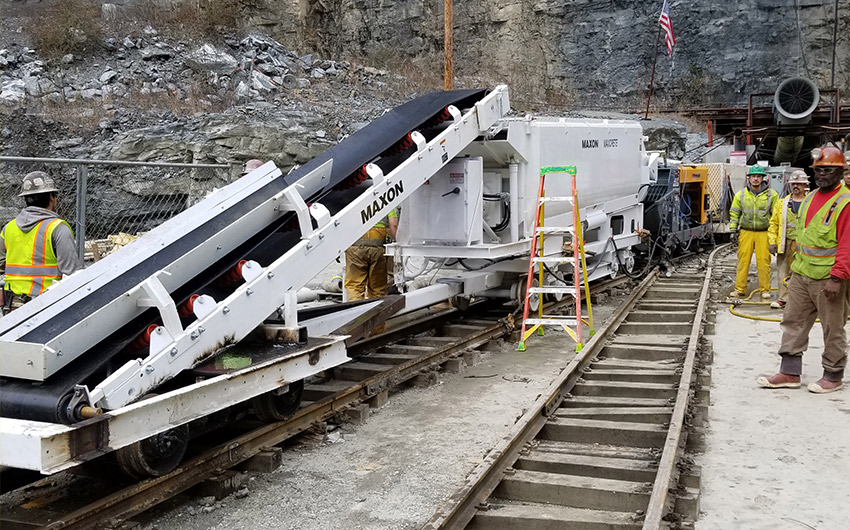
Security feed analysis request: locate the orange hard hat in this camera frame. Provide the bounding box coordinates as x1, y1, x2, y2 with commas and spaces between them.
811, 146, 847, 167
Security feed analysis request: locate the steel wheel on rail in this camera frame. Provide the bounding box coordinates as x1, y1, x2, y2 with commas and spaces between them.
546, 273, 565, 302
252, 380, 304, 422
617, 249, 635, 276
116, 424, 190, 479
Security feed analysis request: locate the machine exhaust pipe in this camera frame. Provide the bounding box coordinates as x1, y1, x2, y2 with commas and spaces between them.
773, 77, 820, 164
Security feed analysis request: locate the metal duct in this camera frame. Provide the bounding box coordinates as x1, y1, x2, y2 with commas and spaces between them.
773, 77, 820, 164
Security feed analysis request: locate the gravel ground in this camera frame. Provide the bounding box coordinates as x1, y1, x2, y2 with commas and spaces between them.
697, 259, 850, 529
140, 290, 628, 530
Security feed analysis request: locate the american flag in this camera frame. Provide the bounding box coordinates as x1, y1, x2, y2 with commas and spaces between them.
659, 0, 676, 55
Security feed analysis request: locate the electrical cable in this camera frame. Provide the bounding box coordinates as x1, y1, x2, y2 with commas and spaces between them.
457, 253, 527, 272
612, 235, 664, 279
682, 130, 737, 160
793, 0, 812, 79
484, 193, 511, 232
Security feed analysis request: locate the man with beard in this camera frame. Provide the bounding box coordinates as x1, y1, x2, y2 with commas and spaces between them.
758, 146, 850, 393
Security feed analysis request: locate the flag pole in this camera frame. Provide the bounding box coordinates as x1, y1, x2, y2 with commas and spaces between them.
644, 24, 662, 120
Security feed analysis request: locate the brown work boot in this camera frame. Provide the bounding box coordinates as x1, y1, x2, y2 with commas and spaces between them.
807, 378, 844, 394
757, 373, 801, 389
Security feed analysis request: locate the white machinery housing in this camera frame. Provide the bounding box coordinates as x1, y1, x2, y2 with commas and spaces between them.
396, 117, 654, 300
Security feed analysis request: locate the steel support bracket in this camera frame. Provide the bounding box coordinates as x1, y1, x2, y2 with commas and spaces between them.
135, 273, 183, 338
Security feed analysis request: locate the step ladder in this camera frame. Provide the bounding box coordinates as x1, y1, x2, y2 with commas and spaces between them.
517, 165, 594, 352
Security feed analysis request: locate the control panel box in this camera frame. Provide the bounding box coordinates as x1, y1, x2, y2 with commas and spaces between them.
405, 157, 483, 245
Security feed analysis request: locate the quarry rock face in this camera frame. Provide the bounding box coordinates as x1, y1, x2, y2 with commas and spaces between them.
3, 0, 837, 232
289, 0, 848, 108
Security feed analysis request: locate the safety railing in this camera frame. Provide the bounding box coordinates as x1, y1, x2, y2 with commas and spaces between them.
0, 157, 238, 261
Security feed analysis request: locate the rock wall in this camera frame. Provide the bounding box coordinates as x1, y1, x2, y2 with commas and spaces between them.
268, 0, 849, 109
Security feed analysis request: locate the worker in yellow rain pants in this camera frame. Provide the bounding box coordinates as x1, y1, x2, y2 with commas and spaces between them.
345, 209, 398, 333
729, 165, 779, 299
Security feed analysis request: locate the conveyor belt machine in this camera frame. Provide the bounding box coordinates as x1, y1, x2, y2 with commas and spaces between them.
0, 87, 511, 474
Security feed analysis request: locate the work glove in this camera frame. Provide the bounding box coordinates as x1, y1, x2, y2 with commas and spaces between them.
769, 244, 777, 255
730, 231, 738, 245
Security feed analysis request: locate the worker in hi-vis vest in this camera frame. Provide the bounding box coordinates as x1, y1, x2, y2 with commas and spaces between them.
344, 209, 398, 335
767, 170, 809, 309
345, 209, 398, 301
729, 164, 779, 299
1, 171, 82, 315
759, 146, 850, 394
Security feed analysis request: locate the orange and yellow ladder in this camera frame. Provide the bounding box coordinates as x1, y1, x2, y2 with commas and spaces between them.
517, 165, 593, 352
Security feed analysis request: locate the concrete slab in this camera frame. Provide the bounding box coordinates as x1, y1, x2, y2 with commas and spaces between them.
643, 289, 700, 300
617, 321, 693, 334
626, 310, 696, 322
553, 406, 674, 423
440, 324, 488, 337
571, 380, 677, 399
696, 304, 850, 529
601, 344, 685, 362
582, 369, 679, 383
533, 440, 658, 461
360, 352, 420, 365
560, 395, 672, 408
638, 302, 697, 311
541, 418, 668, 447
517, 451, 659, 482
592, 358, 681, 370
609, 334, 688, 346
469, 503, 642, 530
494, 469, 650, 511
404, 336, 457, 347
381, 344, 435, 355
333, 361, 387, 380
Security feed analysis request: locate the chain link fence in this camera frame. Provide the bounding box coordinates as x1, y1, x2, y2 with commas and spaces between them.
0, 157, 238, 262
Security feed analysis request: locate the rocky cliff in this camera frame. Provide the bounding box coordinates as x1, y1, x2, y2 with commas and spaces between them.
2, 0, 838, 233
288, 0, 848, 109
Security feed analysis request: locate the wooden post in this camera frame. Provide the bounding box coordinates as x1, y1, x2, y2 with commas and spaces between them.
644, 25, 662, 119
444, 0, 453, 90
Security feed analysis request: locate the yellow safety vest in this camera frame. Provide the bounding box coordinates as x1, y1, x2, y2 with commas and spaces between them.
792, 189, 850, 280
730, 186, 778, 231
3, 218, 71, 296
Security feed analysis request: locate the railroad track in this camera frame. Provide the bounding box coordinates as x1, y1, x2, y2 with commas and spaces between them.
422, 245, 730, 530
0, 277, 629, 530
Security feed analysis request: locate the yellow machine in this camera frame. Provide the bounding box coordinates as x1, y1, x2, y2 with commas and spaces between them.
678, 165, 710, 225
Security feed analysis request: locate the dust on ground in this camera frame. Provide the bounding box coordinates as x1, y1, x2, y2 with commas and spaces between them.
697, 258, 850, 529
140, 289, 629, 530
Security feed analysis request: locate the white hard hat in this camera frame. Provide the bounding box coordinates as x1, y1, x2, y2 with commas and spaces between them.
19, 171, 60, 197
788, 170, 809, 184
242, 159, 264, 175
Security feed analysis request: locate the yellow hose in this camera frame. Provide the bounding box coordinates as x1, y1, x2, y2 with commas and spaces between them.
727, 287, 848, 323
727, 287, 781, 321
729, 304, 782, 322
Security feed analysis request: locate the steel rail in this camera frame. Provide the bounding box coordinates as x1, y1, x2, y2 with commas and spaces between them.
41, 316, 515, 529
640, 243, 726, 529
422, 268, 660, 530
4, 276, 630, 529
